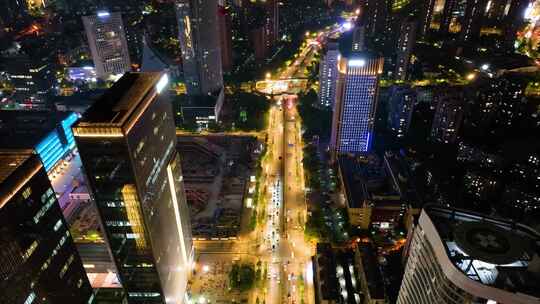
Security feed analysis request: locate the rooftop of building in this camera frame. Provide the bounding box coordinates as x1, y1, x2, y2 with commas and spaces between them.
77, 72, 164, 126
0, 150, 41, 209
54, 89, 106, 107
178, 89, 222, 108
0, 150, 35, 184
424, 205, 540, 300
314, 243, 362, 304
338, 155, 400, 208
0, 110, 75, 149
357, 243, 385, 299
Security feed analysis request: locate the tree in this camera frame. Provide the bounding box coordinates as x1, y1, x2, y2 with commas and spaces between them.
230, 92, 270, 131
229, 263, 256, 291
297, 89, 332, 139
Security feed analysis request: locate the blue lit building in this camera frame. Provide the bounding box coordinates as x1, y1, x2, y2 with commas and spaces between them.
0, 111, 79, 172
330, 55, 384, 159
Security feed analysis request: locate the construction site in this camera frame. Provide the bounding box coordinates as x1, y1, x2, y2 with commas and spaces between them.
177, 135, 261, 240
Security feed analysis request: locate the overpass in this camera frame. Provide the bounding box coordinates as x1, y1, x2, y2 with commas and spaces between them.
254, 78, 309, 95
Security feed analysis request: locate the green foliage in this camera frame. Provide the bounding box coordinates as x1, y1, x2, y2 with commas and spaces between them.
304, 208, 327, 242
229, 263, 256, 292
249, 210, 258, 231
302, 144, 321, 191
297, 89, 332, 139
230, 92, 270, 131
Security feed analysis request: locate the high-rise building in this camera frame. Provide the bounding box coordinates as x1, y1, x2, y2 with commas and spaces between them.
430, 89, 465, 144
318, 42, 340, 108
176, 0, 224, 96
352, 14, 367, 52
265, 0, 279, 47
218, 3, 233, 72
82, 11, 131, 80
459, 0, 487, 43
0, 150, 93, 304
417, 0, 435, 39
397, 205, 540, 304
3, 55, 55, 102
503, 0, 530, 50
73, 72, 193, 304
251, 26, 269, 61
330, 55, 384, 157
141, 37, 181, 78
395, 18, 416, 80
485, 0, 508, 21
387, 85, 416, 138
0, 111, 79, 173
363, 0, 391, 36
439, 0, 458, 35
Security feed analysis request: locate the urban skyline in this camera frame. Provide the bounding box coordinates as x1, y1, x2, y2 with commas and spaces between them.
0, 0, 539, 303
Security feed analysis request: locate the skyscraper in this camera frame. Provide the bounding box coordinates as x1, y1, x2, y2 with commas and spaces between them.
251, 26, 269, 61
387, 85, 416, 138
3, 55, 55, 102
430, 89, 465, 144
330, 55, 384, 157
439, 0, 458, 35
265, 0, 279, 47
82, 11, 131, 80
398, 205, 540, 304
417, 0, 435, 39
503, 0, 530, 50
363, 0, 391, 36
218, 3, 233, 72
318, 42, 340, 108
0, 150, 93, 304
352, 14, 367, 52
73, 72, 193, 304
459, 0, 487, 43
176, 0, 224, 96
395, 18, 416, 81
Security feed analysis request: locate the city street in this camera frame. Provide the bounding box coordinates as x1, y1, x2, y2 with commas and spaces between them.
257, 34, 328, 304
190, 24, 340, 304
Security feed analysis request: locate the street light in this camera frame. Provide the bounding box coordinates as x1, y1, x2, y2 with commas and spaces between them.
266, 72, 271, 79
466, 73, 476, 81
481, 64, 490, 71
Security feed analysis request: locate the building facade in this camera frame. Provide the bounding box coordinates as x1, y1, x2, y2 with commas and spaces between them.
395, 19, 416, 81
503, 0, 530, 50
73, 72, 193, 304
218, 3, 233, 72
176, 0, 224, 96
0, 151, 93, 304
398, 205, 540, 304
0, 111, 79, 172
430, 89, 465, 144
387, 85, 416, 138
3, 55, 55, 102
417, 0, 435, 39
264, 0, 279, 48
318, 42, 340, 108
331, 55, 383, 156
82, 11, 131, 79
363, 0, 391, 37
459, 0, 487, 43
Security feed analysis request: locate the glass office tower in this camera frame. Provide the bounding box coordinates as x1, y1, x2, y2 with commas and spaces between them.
330, 55, 383, 157
0, 150, 93, 304
73, 72, 193, 304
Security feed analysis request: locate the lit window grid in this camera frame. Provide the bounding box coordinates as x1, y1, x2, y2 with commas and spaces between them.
337, 74, 378, 153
